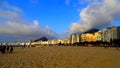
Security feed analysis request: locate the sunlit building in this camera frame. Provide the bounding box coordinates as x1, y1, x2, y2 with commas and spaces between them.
63, 38, 70, 45
57, 39, 64, 44
81, 33, 96, 42
48, 40, 54, 45
99, 26, 120, 43
95, 31, 102, 41
81, 34, 86, 42
70, 34, 79, 44
111, 26, 120, 40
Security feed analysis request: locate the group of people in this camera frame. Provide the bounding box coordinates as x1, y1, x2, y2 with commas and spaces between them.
0, 46, 13, 54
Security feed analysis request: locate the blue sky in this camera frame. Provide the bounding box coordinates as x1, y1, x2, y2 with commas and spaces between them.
6, 0, 81, 33
0, 0, 120, 42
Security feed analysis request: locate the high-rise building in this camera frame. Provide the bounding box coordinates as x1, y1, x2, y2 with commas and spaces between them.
70, 34, 79, 44
100, 26, 120, 43
95, 31, 102, 41
101, 29, 111, 42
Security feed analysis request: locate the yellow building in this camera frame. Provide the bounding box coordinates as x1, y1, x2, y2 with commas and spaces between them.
86, 33, 95, 42
81, 34, 86, 42
63, 38, 70, 45
81, 33, 97, 42
57, 39, 64, 44
48, 40, 57, 45
95, 31, 102, 41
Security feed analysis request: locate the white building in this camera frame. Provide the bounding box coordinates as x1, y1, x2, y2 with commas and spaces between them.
70, 34, 79, 44
100, 26, 120, 43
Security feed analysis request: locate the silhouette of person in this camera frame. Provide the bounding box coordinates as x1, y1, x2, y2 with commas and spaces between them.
7, 46, 10, 52
10, 46, 13, 53
0, 46, 6, 54
24, 43, 26, 48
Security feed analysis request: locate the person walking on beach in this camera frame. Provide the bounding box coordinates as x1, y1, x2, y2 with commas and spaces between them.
24, 43, 26, 48
6, 46, 9, 52
0, 46, 6, 54
10, 46, 13, 53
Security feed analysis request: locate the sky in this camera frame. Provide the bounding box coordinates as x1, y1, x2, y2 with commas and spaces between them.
0, 0, 120, 42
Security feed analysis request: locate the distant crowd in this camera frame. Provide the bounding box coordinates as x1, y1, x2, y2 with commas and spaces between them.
0, 46, 13, 54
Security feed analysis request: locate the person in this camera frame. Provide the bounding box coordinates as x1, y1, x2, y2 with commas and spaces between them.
0, 46, 1, 50
0, 46, 6, 54
24, 43, 26, 48
7, 46, 10, 52
10, 46, 13, 53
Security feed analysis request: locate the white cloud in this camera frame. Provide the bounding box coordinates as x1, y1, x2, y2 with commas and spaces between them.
70, 0, 120, 34
0, 20, 56, 37
0, 1, 24, 24
0, 1, 57, 42
33, 20, 39, 28
79, 0, 102, 4
0, 1, 23, 13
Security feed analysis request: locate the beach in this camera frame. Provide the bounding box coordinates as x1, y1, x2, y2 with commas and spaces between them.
0, 46, 120, 68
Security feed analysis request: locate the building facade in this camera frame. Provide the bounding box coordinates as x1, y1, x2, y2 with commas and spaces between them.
100, 26, 120, 43
81, 33, 97, 42
70, 34, 79, 44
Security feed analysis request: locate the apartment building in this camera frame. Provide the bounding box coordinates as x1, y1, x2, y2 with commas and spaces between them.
95, 31, 102, 41
81, 33, 96, 42
63, 38, 70, 45
70, 34, 79, 44
99, 26, 120, 43
111, 26, 120, 40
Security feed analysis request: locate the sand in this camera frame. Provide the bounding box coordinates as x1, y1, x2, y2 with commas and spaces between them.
0, 46, 120, 68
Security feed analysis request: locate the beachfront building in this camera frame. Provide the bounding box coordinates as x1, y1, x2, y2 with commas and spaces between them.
48, 40, 57, 45
101, 29, 110, 42
95, 31, 102, 41
81, 34, 86, 42
81, 33, 96, 42
116, 26, 120, 39
63, 38, 70, 45
111, 26, 120, 40
106, 28, 112, 42
57, 39, 64, 44
70, 34, 79, 44
100, 26, 120, 43
32, 41, 49, 45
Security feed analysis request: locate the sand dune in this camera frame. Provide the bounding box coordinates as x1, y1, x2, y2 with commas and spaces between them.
0, 46, 120, 68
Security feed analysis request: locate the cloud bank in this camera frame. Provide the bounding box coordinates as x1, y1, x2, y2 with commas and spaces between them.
0, 1, 57, 42
70, 0, 120, 34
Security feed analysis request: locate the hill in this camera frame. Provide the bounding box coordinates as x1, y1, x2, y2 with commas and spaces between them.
34, 37, 48, 42
84, 28, 99, 34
